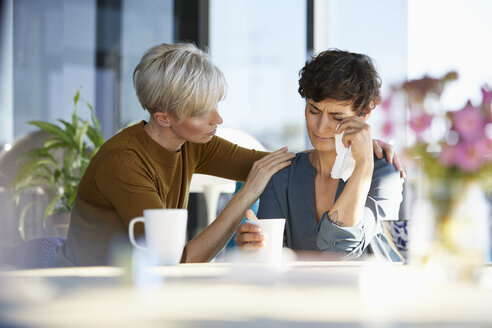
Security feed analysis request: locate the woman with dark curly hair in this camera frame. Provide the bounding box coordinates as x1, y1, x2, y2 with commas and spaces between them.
235, 49, 403, 261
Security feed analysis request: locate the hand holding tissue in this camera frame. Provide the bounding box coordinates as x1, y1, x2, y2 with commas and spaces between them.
330, 129, 356, 181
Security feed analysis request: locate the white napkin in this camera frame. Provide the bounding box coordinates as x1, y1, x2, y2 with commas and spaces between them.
330, 129, 356, 181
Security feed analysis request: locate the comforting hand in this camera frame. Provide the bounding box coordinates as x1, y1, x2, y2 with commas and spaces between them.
234, 209, 265, 251
239, 147, 295, 202
373, 139, 406, 178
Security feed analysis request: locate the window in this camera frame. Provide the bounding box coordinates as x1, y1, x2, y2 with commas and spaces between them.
210, 0, 308, 151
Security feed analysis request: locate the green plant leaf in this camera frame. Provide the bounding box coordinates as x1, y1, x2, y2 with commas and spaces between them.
29, 121, 74, 147
10, 182, 51, 206
74, 120, 90, 154
18, 201, 43, 240
86, 126, 104, 149
44, 140, 72, 150
80, 157, 91, 173
57, 119, 76, 138
12, 158, 58, 182
12, 90, 104, 228
11, 176, 53, 193
74, 90, 80, 104
44, 193, 62, 219
89, 110, 103, 145
72, 93, 79, 129
67, 189, 77, 209
10, 157, 58, 205
62, 149, 79, 178
16, 147, 53, 163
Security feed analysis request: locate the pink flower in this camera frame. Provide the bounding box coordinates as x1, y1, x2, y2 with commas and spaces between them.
409, 112, 433, 139
483, 86, 492, 122
451, 103, 486, 141
439, 144, 458, 166
381, 96, 393, 112
482, 86, 492, 104
382, 121, 394, 138
454, 139, 490, 172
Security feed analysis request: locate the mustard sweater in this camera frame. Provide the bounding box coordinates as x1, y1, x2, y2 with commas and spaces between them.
54, 121, 266, 266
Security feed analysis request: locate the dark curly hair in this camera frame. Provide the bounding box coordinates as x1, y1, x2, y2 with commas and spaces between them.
298, 49, 382, 116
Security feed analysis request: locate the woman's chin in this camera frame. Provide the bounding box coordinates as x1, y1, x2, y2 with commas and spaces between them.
202, 135, 215, 143
311, 141, 335, 153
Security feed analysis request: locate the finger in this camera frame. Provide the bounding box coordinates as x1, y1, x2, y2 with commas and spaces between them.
392, 153, 406, 179
268, 160, 293, 173
237, 232, 265, 244
272, 146, 289, 153
252, 147, 288, 166
373, 140, 384, 159
258, 151, 295, 167
384, 145, 395, 164
265, 147, 289, 157
234, 230, 263, 246
335, 121, 350, 134
341, 132, 352, 148
251, 153, 294, 175
336, 117, 365, 134
239, 241, 265, 251
259, 157, 293, 177
238, 222, 261, 234
245, 209, 259, 221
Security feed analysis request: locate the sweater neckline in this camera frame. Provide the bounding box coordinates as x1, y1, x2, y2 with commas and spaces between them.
135, 121, 183, 164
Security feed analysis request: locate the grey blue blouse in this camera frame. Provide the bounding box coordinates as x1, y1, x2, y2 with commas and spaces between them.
257, 152, 403, 261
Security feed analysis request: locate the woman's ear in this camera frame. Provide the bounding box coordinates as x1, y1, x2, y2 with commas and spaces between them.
361, 101, 375, 121
361, 110, 372, 121
153, 112, 172, 127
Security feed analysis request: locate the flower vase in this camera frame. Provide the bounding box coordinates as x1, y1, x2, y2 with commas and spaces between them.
409, 180, 490, 282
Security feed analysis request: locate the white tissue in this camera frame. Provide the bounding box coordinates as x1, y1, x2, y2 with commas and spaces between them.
330, 130, 356, 181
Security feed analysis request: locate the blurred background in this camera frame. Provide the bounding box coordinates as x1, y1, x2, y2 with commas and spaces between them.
1, 0, 491, 257
3, 0, 492, 152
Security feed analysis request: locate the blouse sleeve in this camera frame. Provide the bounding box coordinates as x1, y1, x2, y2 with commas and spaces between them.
257, 178, 286, 219
194, 136, 268, 182
316, 159, 403, 259
257, 171, 291, 246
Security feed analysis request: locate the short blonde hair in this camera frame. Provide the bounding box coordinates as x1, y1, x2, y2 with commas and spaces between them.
133, 43, 226, 121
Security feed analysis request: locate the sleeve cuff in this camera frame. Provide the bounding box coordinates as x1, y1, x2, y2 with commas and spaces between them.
316, 212, 366, 258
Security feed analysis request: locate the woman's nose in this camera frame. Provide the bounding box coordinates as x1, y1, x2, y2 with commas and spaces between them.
211, 109, 223, 125
318, 115, 335, 134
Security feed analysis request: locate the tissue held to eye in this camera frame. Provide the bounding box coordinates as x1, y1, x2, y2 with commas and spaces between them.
331, 130, 356, 181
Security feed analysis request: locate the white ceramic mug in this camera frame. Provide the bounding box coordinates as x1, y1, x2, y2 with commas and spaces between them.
245, 218, 286, 262
128, 209, 188, 265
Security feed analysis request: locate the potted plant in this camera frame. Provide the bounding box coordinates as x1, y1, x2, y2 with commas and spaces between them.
10, 91, 104, 239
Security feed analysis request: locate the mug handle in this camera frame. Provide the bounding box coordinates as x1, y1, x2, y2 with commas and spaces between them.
128, 217, 147, 251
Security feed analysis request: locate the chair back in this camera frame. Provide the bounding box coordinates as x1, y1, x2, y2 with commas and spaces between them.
5, 236, 66, 269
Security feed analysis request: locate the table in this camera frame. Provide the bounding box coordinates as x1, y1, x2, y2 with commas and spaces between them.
1, 262, 491, 327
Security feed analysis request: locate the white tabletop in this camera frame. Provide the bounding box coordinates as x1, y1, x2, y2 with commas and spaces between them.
1, 262, 491, 327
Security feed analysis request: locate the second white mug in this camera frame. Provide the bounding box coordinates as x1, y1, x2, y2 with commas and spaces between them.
245, 218, 286, 263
